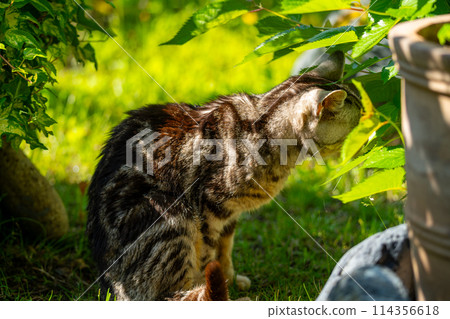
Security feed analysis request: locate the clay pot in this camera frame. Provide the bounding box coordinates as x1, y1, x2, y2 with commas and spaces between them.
389, 14, 450, 300
0, 144, 68, 238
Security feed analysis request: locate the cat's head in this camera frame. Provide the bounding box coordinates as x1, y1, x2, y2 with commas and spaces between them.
261, 51, 362, 156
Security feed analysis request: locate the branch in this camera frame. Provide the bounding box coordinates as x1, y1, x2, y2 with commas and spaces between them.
0, 53, 32, 84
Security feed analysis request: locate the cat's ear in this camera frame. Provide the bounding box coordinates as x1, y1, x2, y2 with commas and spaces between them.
308, 51, 345, 81
316, 89, 347, 116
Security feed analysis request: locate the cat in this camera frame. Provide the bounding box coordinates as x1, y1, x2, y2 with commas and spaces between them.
86, 51, 362, 300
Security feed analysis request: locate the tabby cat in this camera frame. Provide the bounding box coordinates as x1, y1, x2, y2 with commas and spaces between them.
87, 51, 361, 300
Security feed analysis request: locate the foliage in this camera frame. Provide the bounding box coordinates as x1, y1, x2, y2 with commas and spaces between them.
0, 0, 106, 149
437, 23, 450, 45
164, 0, 449, 203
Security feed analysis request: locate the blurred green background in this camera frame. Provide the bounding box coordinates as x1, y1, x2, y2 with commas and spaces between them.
1, 0, 404, 300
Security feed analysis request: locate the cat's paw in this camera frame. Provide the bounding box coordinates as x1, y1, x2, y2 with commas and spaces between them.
235, 274, 251, 291
236, 296, 252, 301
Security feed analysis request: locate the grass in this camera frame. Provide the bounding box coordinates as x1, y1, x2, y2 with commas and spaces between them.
0, 1, 405, 301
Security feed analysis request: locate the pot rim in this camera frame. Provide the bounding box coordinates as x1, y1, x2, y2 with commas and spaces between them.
389, 14, 450, 94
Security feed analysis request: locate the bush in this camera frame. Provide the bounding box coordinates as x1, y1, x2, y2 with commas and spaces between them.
0, 0, 107, 149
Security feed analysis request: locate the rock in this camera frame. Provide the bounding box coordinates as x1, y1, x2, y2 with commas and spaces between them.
0, 144, 68, 238
317, 224, 414, 300
327, 265, 409, 301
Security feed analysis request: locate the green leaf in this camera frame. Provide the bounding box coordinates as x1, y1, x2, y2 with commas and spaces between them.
34, 109, 57, 127
293, 26, 360, 54
0, 43, 5, 50
342, 57, 380, 81
333, 167, 405, 203
340, 80, 386, 163
23, 47, 46, 60
340, 116, 385, 164
41, 60, 57, 76
20, 11, 40, 25
80, 43, 98, 70
162, 0, 249, 45
30, 0, 55, 17
352, 18, 398, 59
241, 25, 321, 63
351, 73, 401, 105
27, 68, 48, 85
362, 146, 405, 169
352, 80, 374, 118
4, 29, 41, 49
255, 16, 299, 36
0, 118, 27, 138
324, 146, 382, 184
104, 0, 116, 8
381, 60, 399, 84
76, 6, 105, 33
269, 46, 298, 63
281, 0, 354, 14
437, 24, 450, 45
42, 18, 67, 44
386, 0, 436, 19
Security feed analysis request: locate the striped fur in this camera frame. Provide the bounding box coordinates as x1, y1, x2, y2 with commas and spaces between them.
87, 52, 361, 300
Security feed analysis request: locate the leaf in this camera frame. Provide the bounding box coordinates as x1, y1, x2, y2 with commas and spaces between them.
41, 60, 57, 75
27, 68, 48, 85
104, 0, 116, 8
437, 24, 450, 45
76, 6, 105, 33
362, 146, 405, 169
23, 47, 46, 60
255, 16, 299, 36
352, 80, 374, 119
292, 26, 360, 54
42, 18, 67, 44
333, 167, 405, 203
241, 26, 321, 64
381, 60, 398, 84
30, 0, 55, 17
4, 29, 41, 50
340, 116, 385, 164
21, 11, 40, 25
162, 0, 249, 45
351, 73, 401, 105
0, 118, 27, 138
386, 0, 436, 19
342, 57, 380, 81
340, 80, 386, 163
281, 0, 354, 14
80, 43, 98, 70
34, 109, 57, 127
352, 18, 398, 59
0, 43, 5, 50
324, 146, 382, 184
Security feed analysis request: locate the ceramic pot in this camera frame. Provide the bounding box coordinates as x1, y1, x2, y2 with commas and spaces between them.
389, 14, 450, 300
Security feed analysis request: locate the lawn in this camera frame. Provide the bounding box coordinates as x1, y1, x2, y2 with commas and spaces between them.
0, 0, 405, 301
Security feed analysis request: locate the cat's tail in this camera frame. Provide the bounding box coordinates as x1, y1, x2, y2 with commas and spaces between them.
204, 261, 229, 301
169, 261, 229, 301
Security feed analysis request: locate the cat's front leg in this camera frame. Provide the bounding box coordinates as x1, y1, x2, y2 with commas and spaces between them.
218, 222, 251, 291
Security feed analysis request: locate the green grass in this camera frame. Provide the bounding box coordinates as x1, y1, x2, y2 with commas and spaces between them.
0, 1, 405, 301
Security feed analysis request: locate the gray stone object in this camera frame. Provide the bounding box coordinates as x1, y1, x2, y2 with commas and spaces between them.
317, 224, 414, 301
327, 265, 409, 301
